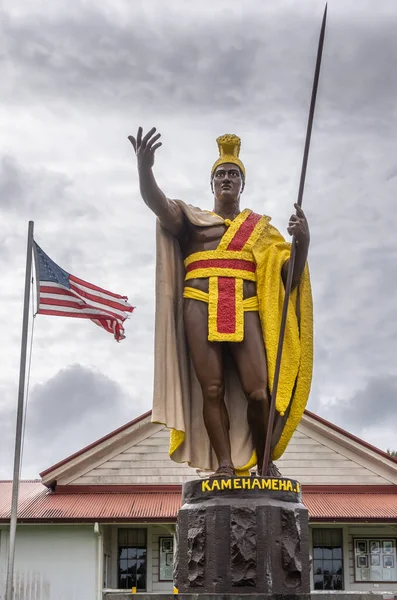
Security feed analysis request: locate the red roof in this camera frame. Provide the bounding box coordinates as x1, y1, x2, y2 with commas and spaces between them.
0, 482, 180, 522
305, 489, 397, 521
0, 482, 396, 523
0, 480, 44, 518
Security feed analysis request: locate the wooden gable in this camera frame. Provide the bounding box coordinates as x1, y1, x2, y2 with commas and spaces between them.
70, 427, 197, 485
42, 411, 397, 487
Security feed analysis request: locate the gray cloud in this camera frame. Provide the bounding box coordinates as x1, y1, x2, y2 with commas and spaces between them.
0, 154, 99, 223
3, 2, 396, 123
2, 10, 275, 113
0, 155, 70, 213
27, 363, 128, 434
318, 375, 397, 442
1, 0, 397, 476
20, 364, 141, 475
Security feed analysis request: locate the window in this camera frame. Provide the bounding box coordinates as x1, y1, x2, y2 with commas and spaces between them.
118, 528, 147, 591
354, 538, 397, 582
312, 528, 344, 590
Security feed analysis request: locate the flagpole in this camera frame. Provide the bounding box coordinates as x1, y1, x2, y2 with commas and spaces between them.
5, 220, 34, 600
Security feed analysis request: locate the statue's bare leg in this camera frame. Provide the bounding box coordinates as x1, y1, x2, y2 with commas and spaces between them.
183, 298, 234, 477
228, 310, 272, 476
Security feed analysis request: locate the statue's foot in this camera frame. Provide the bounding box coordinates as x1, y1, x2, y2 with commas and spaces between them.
256, 461, 282, 477
210, 464, 235, 478
269, 461, 282, 477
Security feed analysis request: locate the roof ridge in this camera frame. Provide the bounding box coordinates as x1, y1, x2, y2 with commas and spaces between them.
304, 410, 397, 465
0, 479, 42, 483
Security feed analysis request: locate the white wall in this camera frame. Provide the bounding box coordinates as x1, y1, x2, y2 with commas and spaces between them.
0, 525, 98, 600
149, 525, 175, 594
2, 522, 397, 596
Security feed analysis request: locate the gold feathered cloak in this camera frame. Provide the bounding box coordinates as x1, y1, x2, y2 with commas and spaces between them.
152, 200, 313, 473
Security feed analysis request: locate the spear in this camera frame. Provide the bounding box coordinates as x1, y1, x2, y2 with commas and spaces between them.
262, 5, 327, 476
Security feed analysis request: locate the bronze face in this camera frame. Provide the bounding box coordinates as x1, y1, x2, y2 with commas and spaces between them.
212, 163, 243, 203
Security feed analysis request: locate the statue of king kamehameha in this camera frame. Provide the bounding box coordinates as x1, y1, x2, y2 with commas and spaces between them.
128, 127, 313, 477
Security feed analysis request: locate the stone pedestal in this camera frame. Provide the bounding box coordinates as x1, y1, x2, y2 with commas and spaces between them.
175, 476, 310, 595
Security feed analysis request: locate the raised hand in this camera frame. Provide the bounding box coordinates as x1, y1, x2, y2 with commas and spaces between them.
287, 203, 310, 246
128, 127, 162, 172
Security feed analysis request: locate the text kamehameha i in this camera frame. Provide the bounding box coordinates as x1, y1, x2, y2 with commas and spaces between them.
201, 477, 301, 493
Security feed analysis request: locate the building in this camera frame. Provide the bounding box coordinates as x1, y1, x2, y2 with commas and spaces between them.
0, 409, 397, 599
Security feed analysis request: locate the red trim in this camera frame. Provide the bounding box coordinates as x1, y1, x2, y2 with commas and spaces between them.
227, 212, 262, 251
0, 516, 395, 524
54, 484, 397, 495
309, 517, 397, 523
1, 482, 396, 523
54, 484, 182, 494
303, 485, 397, 494
0, 517, 177, 524
305, 410, 397, 465
186, 258, 256, 273
0, 479, 40, 484
217, 277, 236, 334
40, 411, 152, 479
47, 484, 397, 494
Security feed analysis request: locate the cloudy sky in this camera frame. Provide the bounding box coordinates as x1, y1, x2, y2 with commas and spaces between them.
1, 0, 396, 479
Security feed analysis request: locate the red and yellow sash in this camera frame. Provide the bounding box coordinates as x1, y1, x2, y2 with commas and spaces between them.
184, 209, 269, 342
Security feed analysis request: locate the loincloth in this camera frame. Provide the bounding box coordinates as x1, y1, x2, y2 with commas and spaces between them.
184, 285, 259, 343
184, 286, 259, 311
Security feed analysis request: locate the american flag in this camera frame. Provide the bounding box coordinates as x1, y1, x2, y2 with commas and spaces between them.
33, 242, 134, 341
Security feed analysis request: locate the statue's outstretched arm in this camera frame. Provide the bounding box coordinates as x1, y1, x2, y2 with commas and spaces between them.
128, 127, 185, 238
